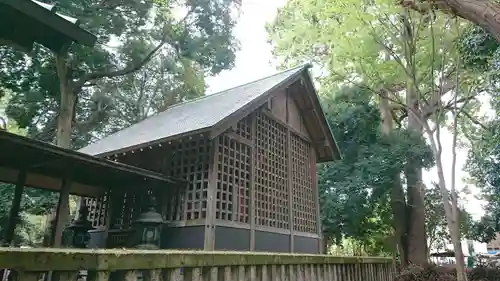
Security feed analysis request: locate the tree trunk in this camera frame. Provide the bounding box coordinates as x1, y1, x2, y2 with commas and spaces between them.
435, 157, 467, 281
444, 0, 500, 43
403, 0, 500, 42
380, 90, 409, 266
49, 53, 74, 248
55, 54, 75, 149
402, 10, 428, 266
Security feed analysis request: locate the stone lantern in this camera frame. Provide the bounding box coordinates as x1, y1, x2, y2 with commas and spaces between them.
133, 196, 164, 249
69, 202, 94, 248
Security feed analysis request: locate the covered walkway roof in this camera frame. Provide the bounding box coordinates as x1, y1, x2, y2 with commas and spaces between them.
0, 0, 96, 53
0, 131, 185, 197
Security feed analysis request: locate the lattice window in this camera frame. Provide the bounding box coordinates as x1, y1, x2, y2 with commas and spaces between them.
235, 116, 252, 140
291, 133, 317, 233
167, 137, 210, 221
254, 111, 289, 229
215, 135, 251, 223
84, 196, 108, 228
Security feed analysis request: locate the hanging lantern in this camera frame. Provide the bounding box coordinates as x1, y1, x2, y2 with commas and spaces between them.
69, 202, 94, 248
133, 196, 164, 249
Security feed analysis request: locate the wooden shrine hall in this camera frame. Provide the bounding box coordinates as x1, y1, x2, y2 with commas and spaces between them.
78, 64, 341, 254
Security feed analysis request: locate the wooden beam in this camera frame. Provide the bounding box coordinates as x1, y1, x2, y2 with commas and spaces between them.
0, 166, 104, 197
261, 110, 311, 142
3, 171, 26, 246
51, 177, 71, 247
224, 132, 253, 147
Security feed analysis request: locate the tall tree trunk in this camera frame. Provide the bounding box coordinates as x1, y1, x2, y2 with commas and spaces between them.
380, 90, 409, 266
401, 11, 428, 266
55, 54, 76, 149
405, 83, 428, 266
48, 53, 74, 247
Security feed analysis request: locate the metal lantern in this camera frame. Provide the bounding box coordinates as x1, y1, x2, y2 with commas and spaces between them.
133, 196, 164, 249
69, 202, 94, 248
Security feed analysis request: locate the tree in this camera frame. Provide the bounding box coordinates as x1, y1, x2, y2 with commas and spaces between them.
267, 0, 483, 272
318, 86, 433, 257
0, 0, 240, 149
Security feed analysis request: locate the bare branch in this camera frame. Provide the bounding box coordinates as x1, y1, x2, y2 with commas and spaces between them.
75, 6, 196, 88
80, 37, 167, 84
461, 110, 489, 131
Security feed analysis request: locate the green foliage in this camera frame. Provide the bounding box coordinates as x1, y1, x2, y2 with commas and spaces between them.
466, 115, 500, 243
456, 26, 499, 73
0, 0, 240, 147
318, 85, 433, 253
424, 186, 474, 251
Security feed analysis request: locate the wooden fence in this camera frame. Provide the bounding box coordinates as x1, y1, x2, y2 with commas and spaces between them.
0, 248, 395, 281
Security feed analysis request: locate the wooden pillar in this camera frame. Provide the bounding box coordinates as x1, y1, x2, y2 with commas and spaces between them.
51, 177, 71, 247
3, 171, 26, 246
311, 146, 323, 254
287, 129, 294, 253
249, 113, 256, 251
204, 138, 218, 250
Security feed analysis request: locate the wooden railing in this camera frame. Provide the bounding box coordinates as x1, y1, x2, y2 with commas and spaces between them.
0, 248, 395, 281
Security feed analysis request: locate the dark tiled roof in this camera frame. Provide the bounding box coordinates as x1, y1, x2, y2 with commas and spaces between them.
79, 65, 308, 156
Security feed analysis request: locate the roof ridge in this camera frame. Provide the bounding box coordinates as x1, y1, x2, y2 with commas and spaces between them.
156, 64, 310, 113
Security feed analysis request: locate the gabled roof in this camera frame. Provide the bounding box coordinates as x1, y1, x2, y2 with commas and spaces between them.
79, 65, 341, 162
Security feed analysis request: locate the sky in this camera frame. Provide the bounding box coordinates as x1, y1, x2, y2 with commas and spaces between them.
205, 0, 287, 93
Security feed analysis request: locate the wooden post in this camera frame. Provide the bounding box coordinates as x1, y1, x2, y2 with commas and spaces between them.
249, 113, 256, 251
311, 147, 323, 254
51, 177, 71, 247
3, 171, 26, 246
287, 129, 294, 253
204, 138, 218, 250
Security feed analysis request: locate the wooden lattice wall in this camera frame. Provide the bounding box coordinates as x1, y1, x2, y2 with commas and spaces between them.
253, 111, 289, 229
290, 132, 317, 233
214, 116, 252, 223
84, 188, 159, 230
84, 107, 319, 239
84, 196, 108, 229
164, 136, 211, 222
212, 108, 318, 234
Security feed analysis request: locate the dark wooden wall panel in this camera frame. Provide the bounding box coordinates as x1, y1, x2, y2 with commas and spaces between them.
294, 235, 321, 254
214, 226, 250, 251
161, 226, 205, 249
254, 230, 290, 252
